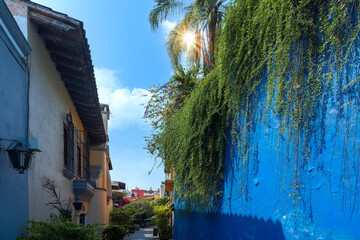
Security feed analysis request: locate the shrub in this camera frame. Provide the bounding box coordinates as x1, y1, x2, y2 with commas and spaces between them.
109, 207, 132, 231
17, 214, 102, 240
153, 205, 171, 236
103, 225, 126, 240
123, 198, 154, 222
152, 197, 170, 207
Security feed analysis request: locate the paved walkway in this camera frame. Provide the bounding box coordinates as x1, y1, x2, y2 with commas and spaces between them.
124, 227, 159, 240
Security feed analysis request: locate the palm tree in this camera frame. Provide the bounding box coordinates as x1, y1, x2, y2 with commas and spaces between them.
149, 0, 227, 70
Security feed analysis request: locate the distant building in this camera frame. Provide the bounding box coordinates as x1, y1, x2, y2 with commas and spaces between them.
112, 181, 126, 191
160, 182, 166, 198
132, 188, 146, 197
111, 181, 127, 207
131, 187, 156, 198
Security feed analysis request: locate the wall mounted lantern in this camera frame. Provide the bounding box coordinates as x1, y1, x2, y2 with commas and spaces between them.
73, 198, 83, 211
0, 139, 34, 174
5, 141, 33, 174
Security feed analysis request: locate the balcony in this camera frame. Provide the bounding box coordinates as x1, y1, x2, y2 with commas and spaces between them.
73, 179, 95, 201
165, 179, 174, 192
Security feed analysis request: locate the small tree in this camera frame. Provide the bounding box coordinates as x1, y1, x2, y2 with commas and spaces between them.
109, 207, 132, 231
41, 177, 71, 220
124, 198, 154, 222
153, 205, 171, 236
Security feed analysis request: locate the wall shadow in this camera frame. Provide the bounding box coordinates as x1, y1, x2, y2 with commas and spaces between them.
174, 210, 285, 240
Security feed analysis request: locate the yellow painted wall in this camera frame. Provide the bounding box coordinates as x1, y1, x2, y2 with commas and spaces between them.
88, 149, 112, 225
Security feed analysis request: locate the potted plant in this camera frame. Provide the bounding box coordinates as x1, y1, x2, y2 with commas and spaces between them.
153, 205, 172, 240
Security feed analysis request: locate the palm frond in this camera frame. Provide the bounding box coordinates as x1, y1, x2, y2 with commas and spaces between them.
149, 0, 184, 31
166, 7, 199, 67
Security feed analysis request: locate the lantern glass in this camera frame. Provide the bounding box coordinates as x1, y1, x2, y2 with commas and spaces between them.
73, 199, 83, 211
6, 142, 32, 174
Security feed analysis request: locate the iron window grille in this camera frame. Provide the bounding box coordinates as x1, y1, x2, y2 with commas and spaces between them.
64, 113, 74, 173
83, 131, 90, 182
77, 141, 82, 178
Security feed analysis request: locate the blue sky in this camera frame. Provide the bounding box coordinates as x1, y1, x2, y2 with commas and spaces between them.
32, 0, 176, 190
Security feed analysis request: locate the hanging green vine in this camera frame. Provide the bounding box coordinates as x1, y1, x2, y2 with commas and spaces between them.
162, 69, 230, 212
148, 0, 360, 213
218, 0, 360, 208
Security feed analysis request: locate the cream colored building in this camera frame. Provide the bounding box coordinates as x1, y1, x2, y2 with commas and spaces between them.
88, 104, 113, 225
5, 0, 113, 227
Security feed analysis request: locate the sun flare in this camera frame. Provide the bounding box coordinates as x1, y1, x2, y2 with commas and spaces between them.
183, 31, 195, 49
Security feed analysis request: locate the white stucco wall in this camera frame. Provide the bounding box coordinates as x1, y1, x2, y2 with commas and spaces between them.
27, 22, 85, 221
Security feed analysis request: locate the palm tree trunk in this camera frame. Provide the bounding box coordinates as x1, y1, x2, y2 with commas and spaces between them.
195, 26, 201, 69
208, 5, 218, 66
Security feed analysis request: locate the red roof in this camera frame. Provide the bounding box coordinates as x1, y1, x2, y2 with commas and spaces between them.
143, 196, 154, 198
125, 196, 154, 202
126, 197, 140, 202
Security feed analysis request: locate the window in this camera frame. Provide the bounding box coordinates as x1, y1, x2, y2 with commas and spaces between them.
63, 113, 90, 181
83, 131, 90, 182
77, 142, 81, 177
64, 113, 74, 173
80, 214, 87, 226
63, 125, 67, 166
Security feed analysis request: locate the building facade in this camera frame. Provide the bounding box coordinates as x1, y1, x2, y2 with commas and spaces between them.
0, 0, 31, 238
2, 0, 114, 238
88, 104, 113, 225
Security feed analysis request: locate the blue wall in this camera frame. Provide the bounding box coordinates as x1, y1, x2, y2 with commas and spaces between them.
174, 32, 360, 240
175, 210, 286, 240
0, 23, 29, 239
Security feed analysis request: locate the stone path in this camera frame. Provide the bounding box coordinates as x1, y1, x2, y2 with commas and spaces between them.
124, 227, 159, 240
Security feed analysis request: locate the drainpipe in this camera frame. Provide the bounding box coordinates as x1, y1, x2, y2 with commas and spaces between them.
25, 53, 31, 145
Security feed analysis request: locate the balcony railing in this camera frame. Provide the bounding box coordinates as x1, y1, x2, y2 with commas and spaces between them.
165, 179, 174, 192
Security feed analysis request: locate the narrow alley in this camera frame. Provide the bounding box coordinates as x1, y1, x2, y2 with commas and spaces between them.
124, 228, 159, 240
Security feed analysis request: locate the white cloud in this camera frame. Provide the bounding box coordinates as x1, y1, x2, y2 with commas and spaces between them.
109, 88, 150, 130
161, 20, 176, 39
95, 68, 119, 104
94, 67, 150, 130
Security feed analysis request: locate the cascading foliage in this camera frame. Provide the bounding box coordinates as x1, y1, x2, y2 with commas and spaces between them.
159, 0, 360, 212
162, 69, 230, 212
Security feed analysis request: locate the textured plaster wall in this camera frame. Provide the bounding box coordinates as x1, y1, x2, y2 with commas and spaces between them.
105, 163, 112, 225
27, 22, 86, 221
88, 149, 109, 224
174, 44, 360, 240
175, 93, 360, 240
0, 22, 29, 240
88, 187, 107, 224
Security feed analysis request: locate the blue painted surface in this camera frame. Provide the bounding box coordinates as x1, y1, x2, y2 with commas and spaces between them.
175, 79, 360, 240
174, 33, 360, 240
0, 21, 29, 240
175, 210, 285, 240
